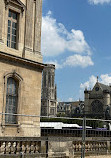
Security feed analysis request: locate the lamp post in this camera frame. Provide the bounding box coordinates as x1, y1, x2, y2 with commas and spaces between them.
81, 112, 86, 158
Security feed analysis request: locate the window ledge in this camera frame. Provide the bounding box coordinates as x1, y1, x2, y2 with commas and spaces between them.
1, 123, 20, 133
2, 123, 19, 127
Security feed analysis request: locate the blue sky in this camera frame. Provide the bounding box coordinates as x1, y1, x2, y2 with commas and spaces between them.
41, 0, 111, 101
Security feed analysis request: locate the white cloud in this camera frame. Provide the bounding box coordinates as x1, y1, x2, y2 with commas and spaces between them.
64, 55, 94, 68
42, 12, 66, 56
41, 11, 92, 57
100, 74, 111, 85
46, 55, 94, 69
80, 74, 111, 90
80, 75, 97, 90
66, 30, 91, 55
68, 97, 74, 102
88, 0, 111, 4
42, 11, 94, 69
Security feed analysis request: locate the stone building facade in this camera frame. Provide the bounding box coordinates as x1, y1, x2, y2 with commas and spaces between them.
57, 101, 84, 117
84, 79, 111, 118
0, 0, 44, 139
41, 64, 57, 116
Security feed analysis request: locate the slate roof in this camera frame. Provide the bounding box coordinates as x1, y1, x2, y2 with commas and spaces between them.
98, 82, 111, 92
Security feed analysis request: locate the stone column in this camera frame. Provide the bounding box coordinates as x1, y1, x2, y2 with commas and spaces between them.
104, 92, 110, 109
84, 90, 89, 114
107, 141, 110, 154
33, 0, 42, 53
25, 0, 34, 50
0, 0, 4, 41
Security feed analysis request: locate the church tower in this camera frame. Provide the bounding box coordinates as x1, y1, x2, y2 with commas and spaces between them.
0, 0, 44, 138
41, 64, 57, 116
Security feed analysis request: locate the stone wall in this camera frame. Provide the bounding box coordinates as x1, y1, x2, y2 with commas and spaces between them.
0, 136, 110, 157
0, 53, 44, 137
0, 0, 43, 62
42, 136, 111, 158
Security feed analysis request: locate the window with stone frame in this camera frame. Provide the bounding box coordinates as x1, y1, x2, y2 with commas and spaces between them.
5, 77, 18, 124
42, 107, 47, 115
7, 10, 18, 49
52, 75, 54, 87
44, 72, 46, 87
48, 72, 51, 87
50, 108, 54, 115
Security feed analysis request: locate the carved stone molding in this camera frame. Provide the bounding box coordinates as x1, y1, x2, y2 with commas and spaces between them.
4, 0, 26, 11
1, 124, 5, 133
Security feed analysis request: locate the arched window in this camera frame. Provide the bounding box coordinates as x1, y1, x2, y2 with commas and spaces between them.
48, 72, 51, 87
5, 77, 18, 124
91, 100, 103, 114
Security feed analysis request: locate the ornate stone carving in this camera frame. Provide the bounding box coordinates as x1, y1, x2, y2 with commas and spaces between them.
30, 142, 35, 154
1, 125, 5, 133
16, 142, 20, 154
22, 143, 26, 154
26, 142, 30, 154
4, 0, 26, 11
35, 142, 40, 153
6, 142, 11, 154
11, 142, 16, 154
1, 142, 5, 154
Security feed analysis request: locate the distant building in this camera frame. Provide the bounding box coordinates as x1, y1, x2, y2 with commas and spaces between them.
41, 64, 57, 116
57, 101, 84, 117
84, 77, 111, 118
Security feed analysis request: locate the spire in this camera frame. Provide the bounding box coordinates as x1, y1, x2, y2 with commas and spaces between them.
97, 76, 99, 82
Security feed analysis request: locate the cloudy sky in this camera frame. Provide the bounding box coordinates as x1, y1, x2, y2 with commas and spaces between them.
41, 0, 111, 101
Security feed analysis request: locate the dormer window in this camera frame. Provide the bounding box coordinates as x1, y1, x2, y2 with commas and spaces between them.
7, 10, 18, 49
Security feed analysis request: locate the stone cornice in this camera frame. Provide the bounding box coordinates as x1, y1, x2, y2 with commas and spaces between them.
5, 0, 26, 11
0, 51, 45, 70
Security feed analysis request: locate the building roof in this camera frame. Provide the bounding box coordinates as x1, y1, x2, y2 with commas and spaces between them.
85, 82, 111, 94
58, 101, 84, 107
99, 82, 111, 92
40, 122, 80, 129
40, 122, 92, 129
